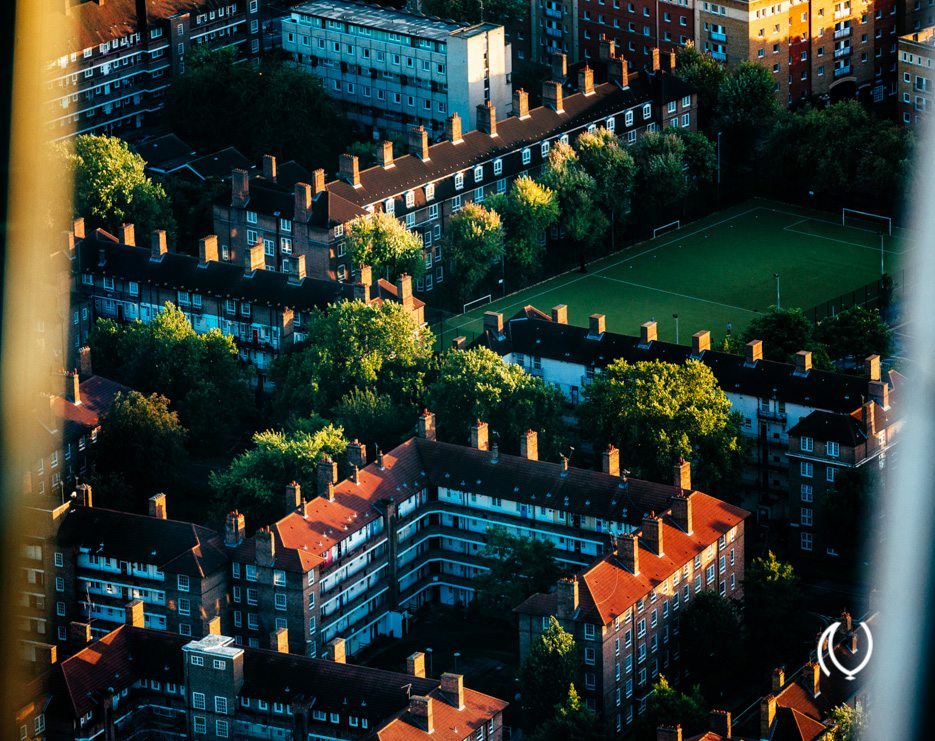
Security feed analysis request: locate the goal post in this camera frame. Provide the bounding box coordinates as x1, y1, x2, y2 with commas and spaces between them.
653, 220, 681, 239
842, 208, 892, 236
462, 294, 493, 314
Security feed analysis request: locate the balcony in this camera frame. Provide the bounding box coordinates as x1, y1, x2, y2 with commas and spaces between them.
544, 7, 563, 18
834, 64, 852, 77
710, 31, 727, 42
834, 8, 851, 18
833, 27, 851, 39
711, 50, 727, 61
834, 45, 852, 58
545, 26, 563, 38
757, 408, 787, 423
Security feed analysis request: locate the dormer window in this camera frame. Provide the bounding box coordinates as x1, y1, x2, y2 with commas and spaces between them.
405, 190, 415, 208
474, 165, 484, 182
493, 158, 503, 175
425, 183, 435, 200
455, 172, 464, 190
385, 198, 395, 215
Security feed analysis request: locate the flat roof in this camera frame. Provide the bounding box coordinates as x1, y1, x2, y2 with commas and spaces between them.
291, 0, 480, 42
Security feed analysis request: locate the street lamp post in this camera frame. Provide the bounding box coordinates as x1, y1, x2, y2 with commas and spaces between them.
774, 272, 781, 310
672, 313, 680, 345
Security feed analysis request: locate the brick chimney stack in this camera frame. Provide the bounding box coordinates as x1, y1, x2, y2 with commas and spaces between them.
318, 456, 338, 501
327, 637, 346, 663
807, 660, 821, 697
520, 429, 538, 461
119, 223, 135, 246
556, 576, 579, 619
760, 695, 777, 740
232, 168, 250, 207
599, 36, 616, 62
551, 52, 567, 80
772, 667, 785, 692
483, 311, 504, 336
247, 242, 265, 273
199, 235, 219, 265
551, 304, 568, 324
866, 354, 881, 381
354, 264, 373, 303
295, 182, 313, 222
378, 140, 394, 168
150, 230, 168, 260
603, 445, 620, 476
669, 492, 694, 534
206, 616, 221, 635
409, 126, 430, 160
73, 217, 85, 239
70, 622, 92, 647
125, 599, 145, 628
75, 483, 93, 508
285, 482, 301, 513
395, 273, 414, 308
578, 65, 595, 95
418, 410, 437, 441
262, 154, 277, 182
148, 493, 167, 520
225, 511, 246, 547
589, 313, 606, 337
513, 89, 530, 119
339, 154, 360, 186
709, 710, 732, 737
272, 627, 289, 653
692, 330, 710, 356
869, 377, 890, 409
608, 56, 629, 87
746, 339, 763, 364
618, 533, 639, 574
476, 101, 497, 136
795, 350, 812, 374
78, 345, 93, 377
407, 651, 426, 677
256, 527, 276, 567
347, 440, 367, 468
642, 513, 664, 555
441, 673, 465, 709
674, 458, 692, 491
651, 47, 661, 71
446, 113, 463, 143
543, 81, 564, 113
312, 168, 326, 195
656, 726, 683, 741
640, 320, 657, 345
409, 696, 434, 733
65, 370, 80, 404
471, 420, 489, 451
668, 48, 677, 71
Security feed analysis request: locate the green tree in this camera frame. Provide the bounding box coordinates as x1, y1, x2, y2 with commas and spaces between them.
473, 527, 562, 615
679, 591, 741, 700
742, 306, 831, 367
540, 142, 609, 269
819, 467, 879, 563
576, 127, 636, 244
333, 388, 414, 453
57, 134, 175, 240
166, 46, 352, 172
716, 61, 780, 137
675, 43, 726, 133
444, 202, 505, 300
345, 211, 426, 281
271, 300, 434, 422
426, 347, 567, 458
520, 616, 580, 728
815, 306, 893, 365
669, 127, 717, 190
528, 685, 604, 741
159, 175, 228, 253
487, 175, 559, 271
210, 424, 346, 528
828, 703, 867, 740
579, 359, 745, 492
94, 392, 188, 511
88, 304, 250, 448
631, 130, 691, 225
638, 676, 707, 740
743, 551, 808, 668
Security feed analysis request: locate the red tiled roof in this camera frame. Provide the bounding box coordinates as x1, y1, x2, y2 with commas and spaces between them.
376, 688, 508, 741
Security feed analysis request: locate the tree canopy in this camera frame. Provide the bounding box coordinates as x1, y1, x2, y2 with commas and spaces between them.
88, 303, 250, 448
674, 44, 726, 134
815, 306, 893, 365
210, 424, 347, 529
679, 591, 741, 701
94, 391, 187, 511
528, 685, 604, 741
345, 211, 426, 281
579, 359, 745, 492
270, 300, 434, 423
520, 617, 580, 728
741, 307, 832, 368
638, 676, 708, 740
426, 347, 567, 458
166, 46, 352, 171
472, 527, 562, 616
743, 551, 808, 668
828, 703, 867, 741
57, 134, 175, 240
487, 175, 559, 271
444, 202, 505, 300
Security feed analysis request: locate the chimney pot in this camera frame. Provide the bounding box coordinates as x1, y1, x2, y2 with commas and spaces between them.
148, 493, 167, 520
551, 304, 568, 324
445, 113, 463, 143
338, 154, 360, 186
418, 410, 437, 441
512, 88, 530, 119
476, 101, 497, 136
471, 421, 489, 451
619, 533, 639, 574
312, 168, 326, 195
692, 330, 711, 355
542, 81, 564, 112
746, 339, 763, 364
520, 430, 538, 461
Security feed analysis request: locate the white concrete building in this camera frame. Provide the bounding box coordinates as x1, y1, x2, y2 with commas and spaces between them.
282, 0, 512, 139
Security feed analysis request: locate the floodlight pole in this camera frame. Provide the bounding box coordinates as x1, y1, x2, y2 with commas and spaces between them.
774, 273, 781, 310
880, 232, 885, 276
673, 313, 680, 345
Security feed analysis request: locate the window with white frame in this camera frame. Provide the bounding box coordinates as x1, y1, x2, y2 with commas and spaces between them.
493, 158, 503, 175
801, 484, 813, 502
522, 148, 531, 165
425, 183, 435, 200
474, 165, 484, 182
177, 574, 190, 592
801, 436, 813, 452
192, 692, 206, 710
541, 141, 550, 157
385, 198, 395, 215
801, 461, 813, 478
826, 441, 840, 457
455, 172, 464, 189
801, 532, 813, 550
826, 466, 837, 483
643, 103, 652, 118
405, 191, 415, 208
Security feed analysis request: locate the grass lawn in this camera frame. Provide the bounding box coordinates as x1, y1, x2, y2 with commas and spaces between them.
433, 199, 909, 348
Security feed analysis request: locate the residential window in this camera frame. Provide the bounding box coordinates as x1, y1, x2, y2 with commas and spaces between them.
801, 484, 813, 502
280, 238, 292, 254
522, 148, 531, 165
275, 593, 287, 611
826, 441, 840, 457
246, 211, 257, 224
642, 103, 652, 119
215, 696, 228, 713
493, 158, 503, 175
213, 659, 226, 670
801, 507, 813, 526
405, 191, 415, 208
801, 461, 813, 478
826, 466, 837, 483
192, 692, 206, 710
178, 598, 191, 616
216, 720, 229, 738
246, 564, 257, 581
193, 716, 206, 734
541, 141, 550, 158
474, 165, 484, 182
584, 623, 596, 640
177, 575, 189, 592
191, 655, 204, 666
801, 532, 813, 550
801, 436, 813, 452
425, 184, 435, 201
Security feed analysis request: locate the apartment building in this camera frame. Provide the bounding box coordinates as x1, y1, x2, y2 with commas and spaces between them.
578, 0, 692, 66
515, 464, 747, 733
898, 26, 935, 124
531, 0, 581, 64
477, 307, 899, 529
282, 0, 513, 139
48, 0, 262, 139
224, 412, 735, 664
18, 486, 229, 678
215, 57, 696, 296
69, 221, 424, 375
20, 616, 507, 741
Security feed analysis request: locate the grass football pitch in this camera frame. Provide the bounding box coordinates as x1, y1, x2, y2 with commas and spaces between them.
434, 199, 908, 348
